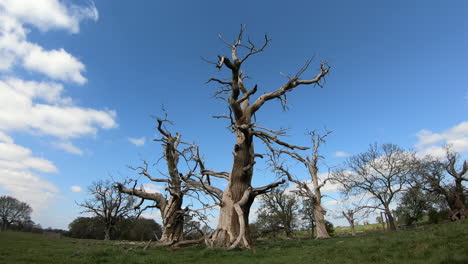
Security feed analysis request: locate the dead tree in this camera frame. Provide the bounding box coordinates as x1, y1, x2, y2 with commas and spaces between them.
204, 25, 329, 249
117, 118, 223, 246
78, 180, 136, 240
417, 148, 467, 221
270, 130, 332, 239
340, 205, 367, 236
332, 143, 414, 231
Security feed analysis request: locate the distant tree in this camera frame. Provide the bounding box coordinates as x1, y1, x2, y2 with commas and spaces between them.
299, 199, 315, 238
0, 195, 32, 231
395, 186, 434, 226
68, 217, 105, 239
255, 186, 299, 238
333, 143, 415, 231
117, 218, 162, 241
68, 216, 162, 241
78, 180, 137, 240
324, 220, 334, 235
271, 130, 332, 239
341, 207, 364, 236
414, 149, 467, 220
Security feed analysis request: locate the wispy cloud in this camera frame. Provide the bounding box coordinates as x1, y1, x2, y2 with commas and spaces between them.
54, 141, 83, 155
70, 185, 82, 193
415, 121, 468, 158
128, 137, 146, 146
334, 151, 350, 158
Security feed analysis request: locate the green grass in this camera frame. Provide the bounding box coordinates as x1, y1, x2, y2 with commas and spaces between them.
1, 220, 467, 264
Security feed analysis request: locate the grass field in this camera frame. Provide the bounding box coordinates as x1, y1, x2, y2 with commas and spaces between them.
0, 220, 467, 264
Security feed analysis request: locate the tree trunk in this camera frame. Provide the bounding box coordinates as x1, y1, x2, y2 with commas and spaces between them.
159, 196, 184, 244
385, 208, 397, 231
1, 218, 7, 231
210, 182, 254, 248
313, 203, 329, 239
447, 181, 467, 221
210, 129, 255, 249
350, 220, 356, 236
104, 227, 111, 240
284, 224, 294, 238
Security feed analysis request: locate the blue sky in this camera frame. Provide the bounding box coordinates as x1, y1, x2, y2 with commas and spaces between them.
0, 0, 467, 229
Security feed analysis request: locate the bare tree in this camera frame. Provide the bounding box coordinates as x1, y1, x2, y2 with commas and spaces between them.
255, 186, 299, 238
117, 118, 223, 246
332, 143, 414, 231
78, 180, 136, 240
204, 25, 329, 249
270, 130, 332, 239
415, 148, 467, 220
0, 196, 32, 231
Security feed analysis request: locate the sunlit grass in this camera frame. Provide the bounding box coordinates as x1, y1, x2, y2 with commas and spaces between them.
0, 220, 467, 264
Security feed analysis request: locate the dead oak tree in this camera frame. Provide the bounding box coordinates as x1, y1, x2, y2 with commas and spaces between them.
270, 130, 332, 239
117, 118, 222, 246
204, 25, 329, 249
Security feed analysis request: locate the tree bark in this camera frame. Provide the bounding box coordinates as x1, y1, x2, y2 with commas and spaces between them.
159, 196, 184, 243
210, 129, 255, 249
385, 207, 397, 231
104, 227, 111, 240
313, 202, 329, 239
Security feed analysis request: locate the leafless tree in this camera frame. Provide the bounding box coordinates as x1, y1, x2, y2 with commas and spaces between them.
332, 143, 415, 231
340, 205, 367, 236
117, 118, 223, 246
0, 195, 32, 231
269, 130, 332, 239
78, 180, 136, 240
415, 148, 467, 220
204, 25, 329, 249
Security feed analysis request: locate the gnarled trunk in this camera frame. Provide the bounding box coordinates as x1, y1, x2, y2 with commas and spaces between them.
210, 129, 255, 249
160, 196, 184, 243
313, 203, 329, 239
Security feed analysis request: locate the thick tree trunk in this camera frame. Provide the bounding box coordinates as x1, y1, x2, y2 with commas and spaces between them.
159, 196, 184, 244
210, 129, 255, 249
313, 203, 329, 239
447, 182, 467, 221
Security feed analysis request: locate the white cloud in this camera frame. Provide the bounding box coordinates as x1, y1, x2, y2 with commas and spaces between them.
0, 79, 117, 139
0, 11, 89, 84
415, 121, 468, 158
0, 0, 115, 230
0, 131, 13, 143
128, 137, 146, 146
142, 183, 165, 194
285, 172, 340, 194
0, 138, 59, 214
70, 185, 82, 193
0, 0, 98, 33
54, 141, 83, 155
334, 151, 350, 158
23, 47, 87, 84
